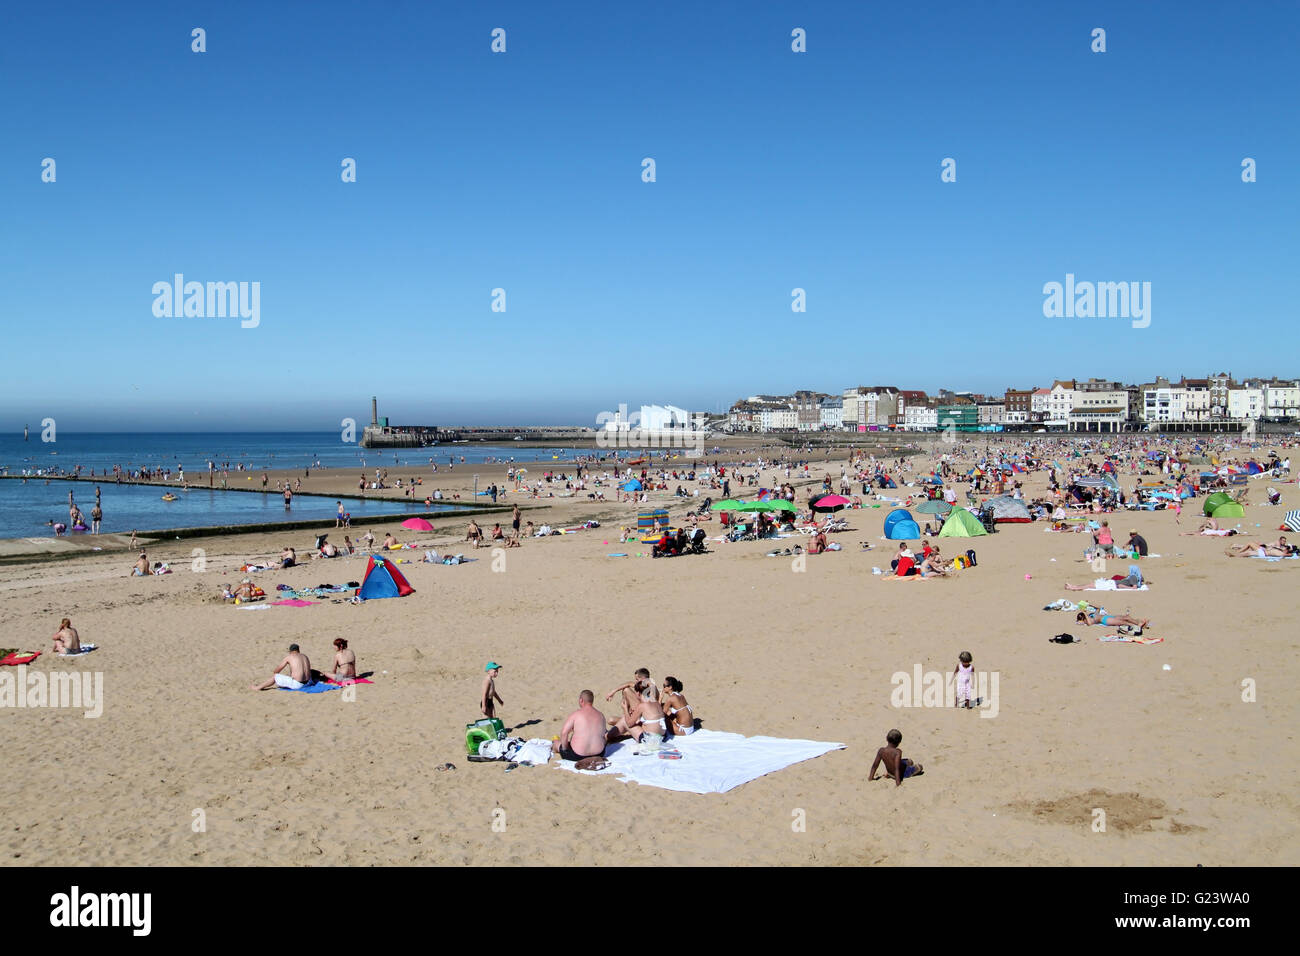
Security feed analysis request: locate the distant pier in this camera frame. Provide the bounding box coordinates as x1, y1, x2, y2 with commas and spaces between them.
358, 396, 595, 447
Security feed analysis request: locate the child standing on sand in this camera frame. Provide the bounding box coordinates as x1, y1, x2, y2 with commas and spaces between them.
954, 651, 980, 708
481, 662, 504, 719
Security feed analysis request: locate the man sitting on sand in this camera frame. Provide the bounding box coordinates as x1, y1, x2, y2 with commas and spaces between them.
606, 668, 657, 712
383, 533, 400, 550
556, 690, 608, 762
280, 546, 296, 568
51, 618, 81, 655
252, 643, 314, 691
331, 638, 356, 681
132, 551, 149, 576
868, 729, 922, 786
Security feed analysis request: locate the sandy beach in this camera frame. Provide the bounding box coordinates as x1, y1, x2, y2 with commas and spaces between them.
2, 439, 1297, 867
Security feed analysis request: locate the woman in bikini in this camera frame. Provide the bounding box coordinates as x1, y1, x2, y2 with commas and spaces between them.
662, 676, 695, 736
1076, 609, 1150, 631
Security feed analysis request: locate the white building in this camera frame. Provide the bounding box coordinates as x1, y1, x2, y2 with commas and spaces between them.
1048, 380, 1075, 428
1069, 384, 1131, 432
819, 397, 844, 430
903, 403, 938, 431
1264, 380, 1300, 419
1031, 388, 1051, 422
1228, 386, 1265, 421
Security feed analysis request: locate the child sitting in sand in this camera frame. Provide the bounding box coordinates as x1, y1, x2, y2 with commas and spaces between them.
868, 729, 922, 786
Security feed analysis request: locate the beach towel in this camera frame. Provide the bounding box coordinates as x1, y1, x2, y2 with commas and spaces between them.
271, 599, 319, 607
238, 604, 272, 611
512, 738, 554, 766
276, 681, 341, 694
57, 643, 97, 657
557, 729, 845, 794
323, 677, 374, 685
0, 650, 41, 666
1098, 634, 1164, 644
1086, 581, 1149, 591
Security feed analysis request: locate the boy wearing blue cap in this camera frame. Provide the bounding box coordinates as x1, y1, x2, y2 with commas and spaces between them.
481, 662, 504, 719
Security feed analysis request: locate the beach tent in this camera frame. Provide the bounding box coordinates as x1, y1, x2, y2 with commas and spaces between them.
356, 554, 414, 600
1209, 501, 1245, 520
937, 507, 988, 538
883, 508, 921, 540
985, 496, 1032, 523
1203, 492, 1233, 516
1246, 462, 1264, 475
621, 479, 642, 492
1282, 510, 1300, 532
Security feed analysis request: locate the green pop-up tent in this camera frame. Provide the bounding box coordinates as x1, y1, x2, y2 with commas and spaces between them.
937, 507, 988, 538
1203, 491, 1232, 516
1209, 501, 1245, 520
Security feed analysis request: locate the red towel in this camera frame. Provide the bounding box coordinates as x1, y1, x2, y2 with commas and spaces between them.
0, 651, 41, 666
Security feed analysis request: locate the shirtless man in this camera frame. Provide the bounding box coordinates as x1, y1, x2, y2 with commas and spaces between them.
1225, 536, 1291, 558
606, 668, 657, 715
868, 729, 923, 787
52, 618, 81, 655
132, 551, 149, 576
280, 546, 296, 568
465, 521, 483, 548
252, 643, 315, 690
383, 533, 400, 550
556, 690, 608, 762
331, 638, 357, 681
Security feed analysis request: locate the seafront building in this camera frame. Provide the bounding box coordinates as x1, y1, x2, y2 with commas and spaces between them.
722, 372, 1300, 434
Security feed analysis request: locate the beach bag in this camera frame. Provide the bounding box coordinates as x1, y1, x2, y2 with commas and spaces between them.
965, 549, 977, 567
465, 717, 506, 754
1050, 633, 1078, 644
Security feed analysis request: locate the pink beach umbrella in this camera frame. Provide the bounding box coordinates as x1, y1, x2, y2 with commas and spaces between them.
811, 494, 852, 512
402, 518, 434, 531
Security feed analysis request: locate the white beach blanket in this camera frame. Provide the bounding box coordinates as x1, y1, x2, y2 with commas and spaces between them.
1087, 580, 1149, 591
557, 729, 844, 794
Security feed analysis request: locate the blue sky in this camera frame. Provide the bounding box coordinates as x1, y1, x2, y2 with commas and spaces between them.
2, 1, 1296, 429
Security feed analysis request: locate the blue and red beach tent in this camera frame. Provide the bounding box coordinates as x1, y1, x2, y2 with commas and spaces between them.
356, 554, 415, 600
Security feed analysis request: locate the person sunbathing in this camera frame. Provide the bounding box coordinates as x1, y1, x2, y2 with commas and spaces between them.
556, 690, 608, 762
607, 685, 668, 748
1076, 609, 1150, 631
808, 531, 829, 554
251, 643, 314, 691
383, 534, 401, 550
331, 638, 357, 681
490, 523, 505, 541
1226, 537, 1291, 558
918, 554, 948, 577
132, 551, 149, 576
52, 618, 80, 654
662, 677, 695, 736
